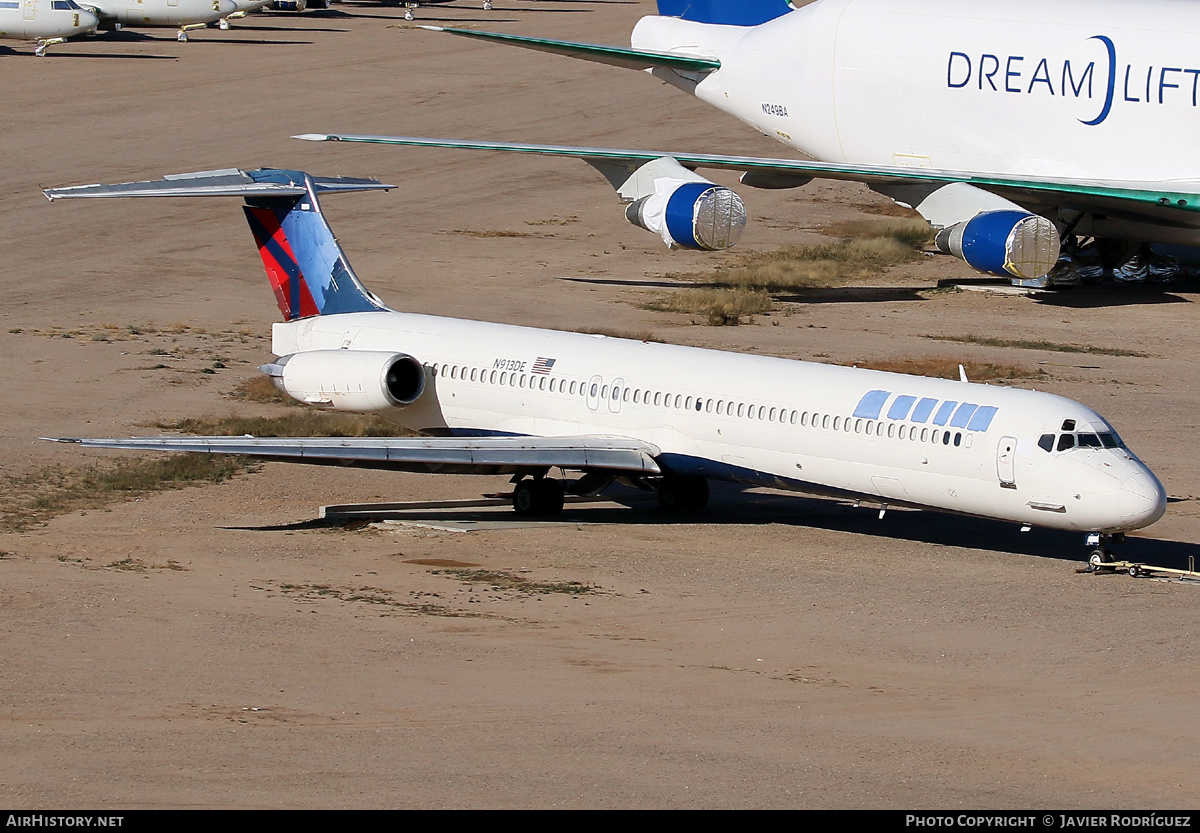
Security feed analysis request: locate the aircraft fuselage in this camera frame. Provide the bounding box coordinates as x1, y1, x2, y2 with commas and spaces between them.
274, 309, 1166, 535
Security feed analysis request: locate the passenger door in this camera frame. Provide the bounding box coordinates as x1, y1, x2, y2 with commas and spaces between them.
996, 436, 1017, 488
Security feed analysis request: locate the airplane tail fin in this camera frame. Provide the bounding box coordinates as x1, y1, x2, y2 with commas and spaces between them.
43, 168, 394, 322
655, 0, 794, 26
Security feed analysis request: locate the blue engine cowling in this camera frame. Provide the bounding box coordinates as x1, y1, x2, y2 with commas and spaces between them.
935, 210, 1061, 280
626, 181, 747, 251
269, 0, 307, 10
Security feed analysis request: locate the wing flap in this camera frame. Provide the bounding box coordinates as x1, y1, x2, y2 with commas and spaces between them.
419, 26, 720, 73
45, 435, 663, 474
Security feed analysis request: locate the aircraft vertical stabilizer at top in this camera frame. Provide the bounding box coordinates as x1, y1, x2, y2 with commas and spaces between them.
0, 0, 99, 55
42, 168, 1165, 564
300, 0, 1200, 286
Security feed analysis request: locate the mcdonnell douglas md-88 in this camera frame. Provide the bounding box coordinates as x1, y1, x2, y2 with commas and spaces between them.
42, 168, 1166, 563
302, 0, 1200, 286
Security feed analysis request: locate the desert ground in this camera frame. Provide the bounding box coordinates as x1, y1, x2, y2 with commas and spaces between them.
2, 0, 1199, 810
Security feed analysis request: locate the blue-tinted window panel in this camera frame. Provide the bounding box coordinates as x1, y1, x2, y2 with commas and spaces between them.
853, 390, 890, 420
932, 401, 958, 426
967, 405, 998, 431
949, 403, 978, 428
887, 395, 917, 420
911, 397, 937, 423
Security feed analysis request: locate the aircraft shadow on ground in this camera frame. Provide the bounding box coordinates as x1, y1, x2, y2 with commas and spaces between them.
224, 482, 1200, 571
1032, 288, 1194, 308
561, 277, 929, 304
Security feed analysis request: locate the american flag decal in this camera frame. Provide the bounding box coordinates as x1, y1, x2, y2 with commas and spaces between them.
532, 357, 556, 375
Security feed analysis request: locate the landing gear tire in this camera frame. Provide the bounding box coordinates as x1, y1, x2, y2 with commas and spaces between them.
219, 18, 230, 29
513, 478, 564, 517
658, 476, 709, 513
404, 9, 413, 20
482, 0, 492, 8
1129, 565, 1141, 577
177, 31, 188, 42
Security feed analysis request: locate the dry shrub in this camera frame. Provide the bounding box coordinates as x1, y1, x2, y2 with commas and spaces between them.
642, 288, 773, 325
1, 454, 253, 530
228, 375, 296, 405
572, 327, 664, 343
159, 412, 416, 438
848, 358, 1043, 381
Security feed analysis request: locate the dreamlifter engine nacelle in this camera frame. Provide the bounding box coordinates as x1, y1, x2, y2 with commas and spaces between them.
260, 350, 425, 412
587, 155, 746, 250
934, 210, 1061, 281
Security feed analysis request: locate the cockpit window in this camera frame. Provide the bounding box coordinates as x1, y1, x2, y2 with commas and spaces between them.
1052, 431, 1123, 452
1038, 434, 1054, 452
1061, 419, 1076, 431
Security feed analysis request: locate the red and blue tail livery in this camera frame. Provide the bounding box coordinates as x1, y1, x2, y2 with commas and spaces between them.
43, 168, 393, 322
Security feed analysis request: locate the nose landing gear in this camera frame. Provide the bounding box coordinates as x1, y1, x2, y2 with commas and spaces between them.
1084, 532, 1125, 571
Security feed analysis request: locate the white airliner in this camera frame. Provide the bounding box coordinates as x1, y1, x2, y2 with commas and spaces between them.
79, 0, 238, 41
0, 0, 99, 55
41, 168, 1165, 563
300, 0, 1200, 285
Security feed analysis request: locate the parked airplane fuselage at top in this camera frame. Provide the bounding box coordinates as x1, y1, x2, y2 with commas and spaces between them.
637, 0, 1200, 185
0, 1, 98, 43
273, 309, 1164, 535
82, 0, 235, 30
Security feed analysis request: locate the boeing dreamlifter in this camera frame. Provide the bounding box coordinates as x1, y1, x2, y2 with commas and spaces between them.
42, 168, 1166, 562
310, 0, 1200, 285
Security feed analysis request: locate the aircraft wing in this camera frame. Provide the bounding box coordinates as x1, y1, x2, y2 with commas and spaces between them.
294, 134, 1200, 225
418, 26, 720, 73
43, 435, 662, 476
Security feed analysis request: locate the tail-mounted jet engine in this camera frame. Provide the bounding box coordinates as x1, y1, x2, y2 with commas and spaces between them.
934, 210, 1061, 281
586, 155, 746, 250
260, 350, 425, 412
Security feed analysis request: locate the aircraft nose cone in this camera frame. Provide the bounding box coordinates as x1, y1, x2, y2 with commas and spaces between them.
1119, 471, 1167, 528
80, 9, 100, 30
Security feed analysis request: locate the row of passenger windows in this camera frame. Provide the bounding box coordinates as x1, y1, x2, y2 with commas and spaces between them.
428, 362, 974, 447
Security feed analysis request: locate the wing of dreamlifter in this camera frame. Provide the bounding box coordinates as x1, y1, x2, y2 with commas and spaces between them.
417, 26, 721, 73
292, 134, 1200, 223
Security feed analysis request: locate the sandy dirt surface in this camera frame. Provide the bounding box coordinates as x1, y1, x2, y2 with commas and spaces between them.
2, 0, 1200, 809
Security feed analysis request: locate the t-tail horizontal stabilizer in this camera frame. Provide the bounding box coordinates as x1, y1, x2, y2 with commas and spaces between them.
43, 169, 395, 322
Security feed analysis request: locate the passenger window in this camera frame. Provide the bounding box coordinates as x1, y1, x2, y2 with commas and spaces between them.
953, 432, 961, 447
1057, 434, 1075, 452
833, 416, 840, 431
1038, 434, 1054, 452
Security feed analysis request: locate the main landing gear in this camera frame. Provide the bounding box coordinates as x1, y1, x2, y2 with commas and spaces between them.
403, 1, 490, 21
656, 475, 709, 513
508, 473, 710, 517
512, 476, 565, 517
